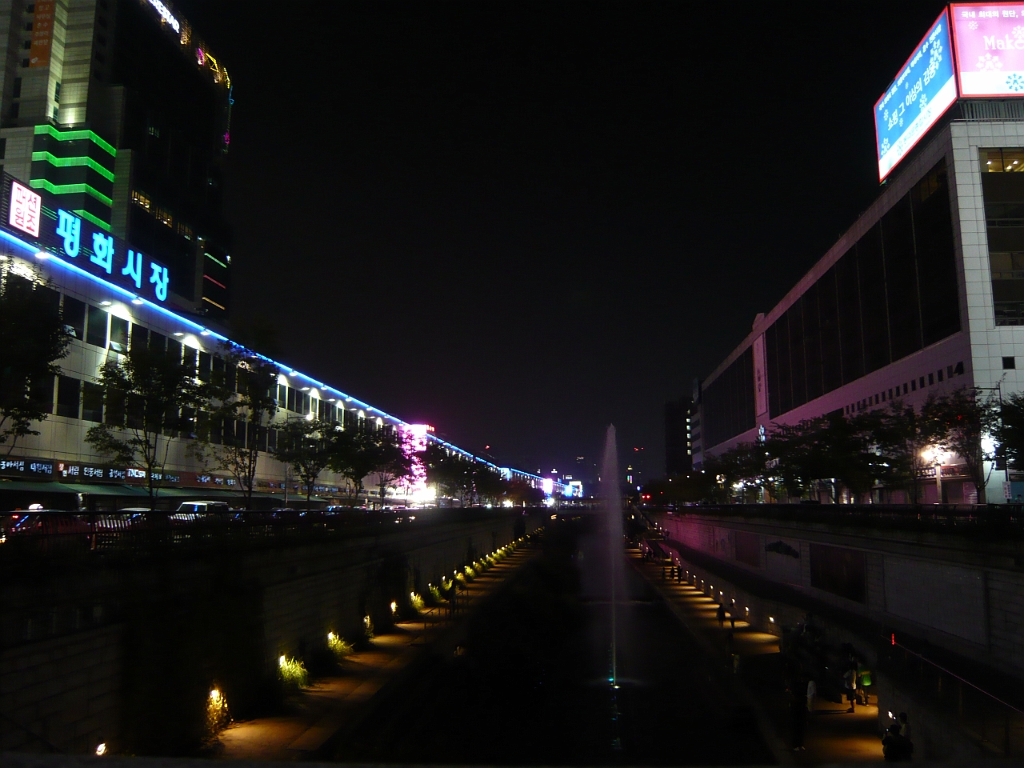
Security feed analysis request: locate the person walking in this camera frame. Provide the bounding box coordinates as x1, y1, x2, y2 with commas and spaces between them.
729, 600, 737, 629
717, 602, 726, 627
806, 678, 817, 713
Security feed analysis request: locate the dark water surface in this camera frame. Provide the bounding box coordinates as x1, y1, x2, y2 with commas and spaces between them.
334, 517, 774, 765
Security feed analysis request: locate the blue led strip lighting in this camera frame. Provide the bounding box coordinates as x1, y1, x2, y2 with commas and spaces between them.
2, 228, 542, 480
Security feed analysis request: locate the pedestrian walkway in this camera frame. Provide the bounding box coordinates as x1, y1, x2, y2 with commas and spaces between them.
218, 542, 535, 761
631, 548, 884, 764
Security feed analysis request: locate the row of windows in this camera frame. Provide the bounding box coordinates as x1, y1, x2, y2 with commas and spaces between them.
7, 274, 365, 425
33, 372, 385, 456
984, 150, 1024, 326
842, 361, 966, 416
765, 159, 959, 420
701, 347, 755, 450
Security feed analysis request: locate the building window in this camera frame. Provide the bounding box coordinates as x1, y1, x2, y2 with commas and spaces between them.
108, 316, 128, 352
63, 296, 85, 339
13, 78, 21, 98
1004, 356, 1017, 370
937, 369, 943, 382
130, 324, 148, 351
82, 382, 104, 422
86, 305, 107, 347
29, 374, 54, 414
198, 351, 212, 381
56, 376, 80, 419
131, 190, 152, 210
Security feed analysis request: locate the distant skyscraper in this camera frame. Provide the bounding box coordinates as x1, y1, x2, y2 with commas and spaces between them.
0, 0, 233, 319
664, 396, 693, 476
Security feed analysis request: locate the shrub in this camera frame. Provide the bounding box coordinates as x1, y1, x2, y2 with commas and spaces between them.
410, 592, 425, 612
278, 655, 308, 689
429, 584, 445, 604
327, 632, 353, 659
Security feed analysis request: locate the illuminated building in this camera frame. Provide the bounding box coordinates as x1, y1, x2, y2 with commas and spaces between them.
0, 0, 232, 320
694, 4, 1024, 504
0, 178, 563, 507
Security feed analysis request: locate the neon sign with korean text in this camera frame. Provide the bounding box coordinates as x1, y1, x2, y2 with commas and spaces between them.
3, 178, 173, 304
874, 9, 957, 181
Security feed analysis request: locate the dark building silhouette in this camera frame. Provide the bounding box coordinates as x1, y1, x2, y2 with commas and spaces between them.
664, 396, 693, 476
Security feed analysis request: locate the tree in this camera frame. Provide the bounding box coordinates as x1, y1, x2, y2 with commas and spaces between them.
421, 442, 469, 505
871, 400, 935, 504
923, 387, 1000, 504
997, 391, 1024, 472
368, 430, 413, 508
474, 465, 506, 505
0, 274, 71, 455
272, 417, 339, 508
506, 477, 545, 507
86, 344, 210, 504
208, 347, 280, 510
330, 428, 381, 505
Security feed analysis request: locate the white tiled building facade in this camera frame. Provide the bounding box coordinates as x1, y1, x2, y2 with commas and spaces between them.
696, 115, 1024, 504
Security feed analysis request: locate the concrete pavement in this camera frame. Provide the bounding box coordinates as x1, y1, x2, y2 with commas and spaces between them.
217, 542, 534, 761
632, 548, 885, 765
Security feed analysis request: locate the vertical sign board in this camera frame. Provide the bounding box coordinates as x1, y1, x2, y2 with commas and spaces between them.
752, 333, 768, 418
875, 9, 958, 181
952, 3, 1024, 96
29, 1, 55, 68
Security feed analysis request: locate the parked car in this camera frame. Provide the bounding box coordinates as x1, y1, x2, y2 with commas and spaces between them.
1, 510, 91, 550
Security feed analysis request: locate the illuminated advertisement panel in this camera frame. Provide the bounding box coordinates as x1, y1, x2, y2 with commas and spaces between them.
1, 176, 174, 304
29, 1, 55, 68
875, 9, 957, 181
952, 3, 1024, 96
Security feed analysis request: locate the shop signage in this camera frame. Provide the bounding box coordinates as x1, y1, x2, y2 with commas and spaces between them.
3, 176, 174, 305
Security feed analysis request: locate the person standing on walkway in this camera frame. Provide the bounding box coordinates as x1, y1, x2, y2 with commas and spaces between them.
717, 602, 726, 627
729, 600, 737, 629
843, 665, 857, 712
806, 678, 817, 713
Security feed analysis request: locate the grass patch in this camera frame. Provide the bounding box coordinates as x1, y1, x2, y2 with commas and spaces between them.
278, 655, 308, 689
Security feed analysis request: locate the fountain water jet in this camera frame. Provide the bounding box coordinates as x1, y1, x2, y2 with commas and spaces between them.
601, 424, 622, 689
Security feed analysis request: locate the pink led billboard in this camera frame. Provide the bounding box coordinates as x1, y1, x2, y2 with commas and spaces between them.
952, 3, 1024, 96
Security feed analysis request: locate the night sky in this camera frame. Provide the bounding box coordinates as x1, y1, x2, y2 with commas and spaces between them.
173, 0, 949, 481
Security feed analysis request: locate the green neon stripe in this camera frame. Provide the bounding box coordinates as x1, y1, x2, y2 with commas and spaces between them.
33, 124, 116, 157
32, 151, 115, 181
28, 178, 113, 207
204, 252, 228, 269
73, 209, 111, 232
